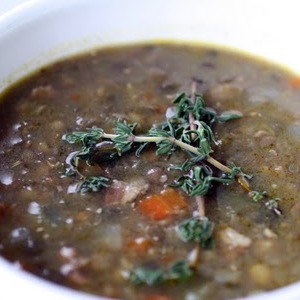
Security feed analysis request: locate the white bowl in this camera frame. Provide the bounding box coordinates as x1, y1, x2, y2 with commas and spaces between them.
1, 0, 300, 299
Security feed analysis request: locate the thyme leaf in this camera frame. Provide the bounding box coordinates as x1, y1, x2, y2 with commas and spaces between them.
249, 190, 268, 202
178, 217, 214, 248
166, 260, 194, 281
217, 110, 244, 122
76, 176, 110, 193
129, 260, 193, 286
173, 92, 216, 125
129, 267, 164, 286
63, 128, 104, 146
113, 120, 137, 154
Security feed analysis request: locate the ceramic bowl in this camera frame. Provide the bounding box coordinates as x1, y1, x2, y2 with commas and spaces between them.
1, 1, 300, 299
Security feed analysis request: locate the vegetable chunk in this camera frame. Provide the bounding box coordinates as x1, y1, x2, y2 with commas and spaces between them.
138, 188, 187, 220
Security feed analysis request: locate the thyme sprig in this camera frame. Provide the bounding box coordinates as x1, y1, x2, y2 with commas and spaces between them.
62, 90, 282, 285
63, 94, 236, 173
63, 92, 281, 212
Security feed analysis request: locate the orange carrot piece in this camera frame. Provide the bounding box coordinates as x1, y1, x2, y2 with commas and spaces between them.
138, 188, 187, 220
289, 77, 300, 88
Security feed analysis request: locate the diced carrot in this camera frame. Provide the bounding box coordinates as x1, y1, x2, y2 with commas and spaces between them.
144, 295, 172, 300
138, 188, 187, 220
289, 77, 300, 88
127, 237, 153, 253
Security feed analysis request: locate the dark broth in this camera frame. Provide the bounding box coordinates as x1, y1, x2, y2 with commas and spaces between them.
1, 43, 300, 300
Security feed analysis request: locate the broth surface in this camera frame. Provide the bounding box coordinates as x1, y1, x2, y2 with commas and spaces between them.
1, 43, 300, 299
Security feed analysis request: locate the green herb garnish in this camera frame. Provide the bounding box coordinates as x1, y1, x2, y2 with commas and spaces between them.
76, 176, 110, 193
62, 85, 282, 286
129, 260, 193, 285
178, 216, 214, 248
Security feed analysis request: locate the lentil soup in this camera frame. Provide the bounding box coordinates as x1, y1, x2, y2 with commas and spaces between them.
1, 43, 300, 300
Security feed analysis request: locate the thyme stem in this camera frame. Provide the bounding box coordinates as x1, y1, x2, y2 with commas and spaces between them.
102, 133, 118, 139
101, 133, 232, 174
189, 80, 197, 141
189, 80, 205, 219
104, 131, 250, 191
238, 176, 252, 193
206, 155, 231, 173
195, 195, 205, 217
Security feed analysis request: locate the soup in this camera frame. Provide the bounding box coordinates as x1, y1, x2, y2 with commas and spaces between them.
0, 43, 300, 300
